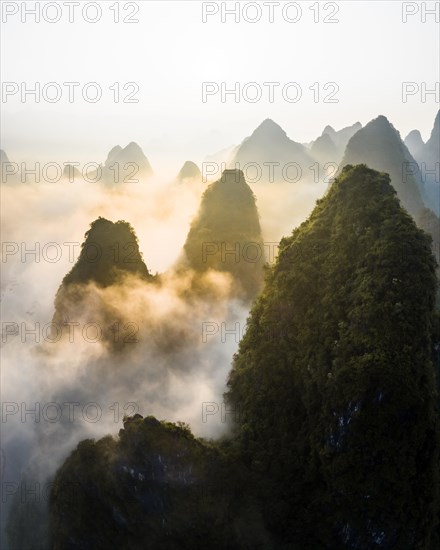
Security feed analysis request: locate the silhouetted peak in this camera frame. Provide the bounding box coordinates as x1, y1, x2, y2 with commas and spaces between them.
351, 115, 401, 144
105, 145, 122, 163
60, 216, 152, 288
177, 161, 201, 180
405, 129, 424, 144
371, 114, 392, 129
124, 141, 144, 156
252, 119, 287, 140
103, 142, 153, 178
404, 130, 425, 155
321, 122, 362, 153
322, 125, 335, 136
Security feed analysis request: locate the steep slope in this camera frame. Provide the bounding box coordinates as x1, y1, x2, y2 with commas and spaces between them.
181, 168, 265, 299
425, 110, 440, 167
421, 111, 440, 215
341, 116, 425, 217
226, 164, 439, 548
404, 129, 425, 161
404, 112, 439, 215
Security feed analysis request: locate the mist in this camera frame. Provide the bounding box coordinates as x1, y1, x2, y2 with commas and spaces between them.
0, 162, 328, 547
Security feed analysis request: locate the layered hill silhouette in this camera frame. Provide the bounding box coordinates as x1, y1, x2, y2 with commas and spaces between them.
341, 115, 426, 217
317, 121, 362, 163
341, 115, 440, 265
86, 142, 153, 184
405, 111, 440, 215
176, 160, 201, 181
310, 132, 339, 166
180, 168, 265, 299
103, 142, 153, 183
229, 119, 313, 183
425, 110, 440, 167
406, 111, 440, 167
404, 129, 425, 161
52, 217, 153, 348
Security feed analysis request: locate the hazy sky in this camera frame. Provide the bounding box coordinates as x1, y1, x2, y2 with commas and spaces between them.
1, 0, 439, 175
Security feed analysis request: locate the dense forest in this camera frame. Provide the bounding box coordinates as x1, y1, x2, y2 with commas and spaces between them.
47, 164, 440, 549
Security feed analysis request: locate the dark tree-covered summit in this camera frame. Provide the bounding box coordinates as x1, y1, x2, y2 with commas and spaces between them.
49, 415, 271, 550
181, 168, 265, 299
52, 217, 153, 347
59, 217, 151, 288
226, 164, 440, 548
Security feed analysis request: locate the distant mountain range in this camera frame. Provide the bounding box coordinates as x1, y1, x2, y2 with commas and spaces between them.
228, 118, 314, 183
99, 141, 153, 183
405, 111, 439, 215
312, 121, 362, 164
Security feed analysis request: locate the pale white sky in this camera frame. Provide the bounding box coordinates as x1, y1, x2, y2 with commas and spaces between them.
1, 0, 439, 176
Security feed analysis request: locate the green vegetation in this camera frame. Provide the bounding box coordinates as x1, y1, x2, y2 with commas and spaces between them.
48, 165, 440, 548
52, 217, 153, 349
60, 217, 152, 287
50, 415, 272, 549
226, 164, 440, 548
